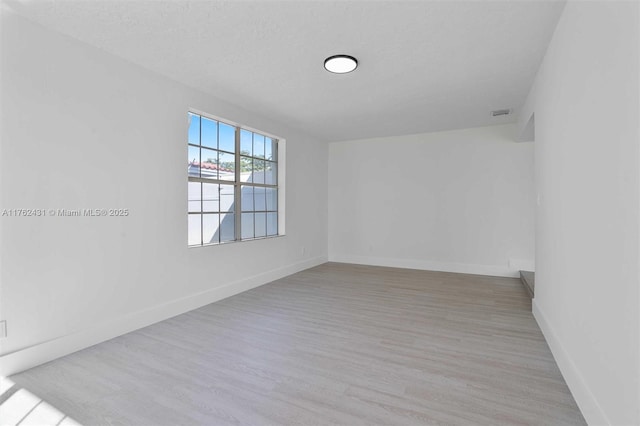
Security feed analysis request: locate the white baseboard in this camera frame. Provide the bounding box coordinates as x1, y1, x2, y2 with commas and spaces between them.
329, 254, 518, 278
532, 300, 609, 425
0, 256, 327, 377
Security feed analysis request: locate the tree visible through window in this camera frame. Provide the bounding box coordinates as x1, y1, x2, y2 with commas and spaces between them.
187, 111, 279, 246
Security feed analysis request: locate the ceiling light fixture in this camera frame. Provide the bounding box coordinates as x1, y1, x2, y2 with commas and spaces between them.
324, 55, 358, 74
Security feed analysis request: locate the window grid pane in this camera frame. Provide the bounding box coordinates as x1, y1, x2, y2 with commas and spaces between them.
220, 212, 235, 242
188, 182, 202, 213
266, 188, 277, 211
220, 185, 235, 212
188, 145, 200, 177
253, 134, 265, 159
240, 129, 252, 155
218, 151, 235, 181
265, 138, 274, 161
219, 122, 236, 153
188, 213, 202, 246
201, 117, 217, 149
267, 212, 277, 236
188, 113, 200, 145
254, 187, 266, 211
265, 161, 276, 185
241, 185, 254, 211
255, 213, 267, 238
202, 213, 220, 245
253, 158, 265, 184
202, 183, 219, 212
240, 156, 252, 183
241, 213, 254, 240
200, 148, 219, 180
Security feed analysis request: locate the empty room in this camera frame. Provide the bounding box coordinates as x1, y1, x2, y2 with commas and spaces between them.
0, 0, 638, 425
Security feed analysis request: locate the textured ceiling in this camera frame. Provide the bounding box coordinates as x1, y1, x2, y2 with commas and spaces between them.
5, 0, 565, 142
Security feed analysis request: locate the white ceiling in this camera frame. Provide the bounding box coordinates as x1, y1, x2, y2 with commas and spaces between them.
6, 0, 565, 142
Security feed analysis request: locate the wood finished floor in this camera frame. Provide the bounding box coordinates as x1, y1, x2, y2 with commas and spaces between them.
9, 263, 585, 425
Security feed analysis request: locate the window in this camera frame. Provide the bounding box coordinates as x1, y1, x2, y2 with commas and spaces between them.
187, 111, 280, 247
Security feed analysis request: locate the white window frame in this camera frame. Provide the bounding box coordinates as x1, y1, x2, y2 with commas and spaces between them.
187, 109, 285, 247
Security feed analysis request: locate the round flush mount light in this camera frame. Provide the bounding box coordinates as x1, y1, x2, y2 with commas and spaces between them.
324, 55, 358, 74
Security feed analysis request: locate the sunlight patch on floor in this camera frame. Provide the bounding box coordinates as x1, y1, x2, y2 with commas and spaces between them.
0, 377, 81, 426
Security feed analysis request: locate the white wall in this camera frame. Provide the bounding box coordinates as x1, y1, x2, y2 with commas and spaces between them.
0, 10, 328, 375
329, 124, 535, 277
519, 1, 639, 424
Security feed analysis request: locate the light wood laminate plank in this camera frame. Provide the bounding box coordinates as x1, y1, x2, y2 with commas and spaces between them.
9, 263, 585, 425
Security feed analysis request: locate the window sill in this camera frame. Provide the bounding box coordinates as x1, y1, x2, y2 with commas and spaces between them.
188, 234, 286, 249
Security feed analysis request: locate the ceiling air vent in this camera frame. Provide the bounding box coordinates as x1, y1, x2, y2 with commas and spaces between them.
491, 109, 511, 117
